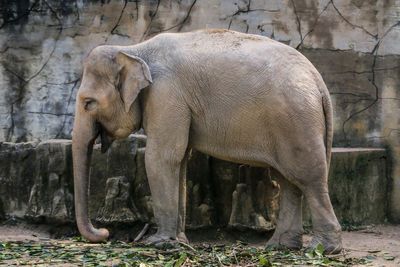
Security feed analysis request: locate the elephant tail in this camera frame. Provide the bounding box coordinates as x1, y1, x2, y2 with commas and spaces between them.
322, 91, 333, 169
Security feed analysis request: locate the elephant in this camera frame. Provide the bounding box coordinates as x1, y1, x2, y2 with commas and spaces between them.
72, 29, 342, 254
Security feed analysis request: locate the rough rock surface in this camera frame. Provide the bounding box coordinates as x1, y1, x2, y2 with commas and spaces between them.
0, 136, 389, 230
303, 147, 389, 227
0, 141, 38, 219
96, 176, 137, 224
0, 0, 399, 219
25, 140, 74, 224
329, 148, 388, 225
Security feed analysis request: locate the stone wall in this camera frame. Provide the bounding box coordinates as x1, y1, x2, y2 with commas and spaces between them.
0, 136, 389, 230
0, 0, 399, 219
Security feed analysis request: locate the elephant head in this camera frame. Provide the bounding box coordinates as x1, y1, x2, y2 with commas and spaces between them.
72, 46, 152, 242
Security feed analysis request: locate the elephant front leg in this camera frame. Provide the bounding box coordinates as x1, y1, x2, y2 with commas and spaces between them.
144, 143, 189, 246
139, 84, 192, 245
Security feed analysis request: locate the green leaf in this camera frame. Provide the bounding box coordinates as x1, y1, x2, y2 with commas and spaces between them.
312, 259, 324, 265
305, 252, 314, 259
265, 244, 276, 251
384, 256, 395, 261
316, 244, 324, 255
72, 236, 89, 242
260, 256, 271, 266
250, 247, 258, 253
174, 253, 187, 267
376, 251, 389, 255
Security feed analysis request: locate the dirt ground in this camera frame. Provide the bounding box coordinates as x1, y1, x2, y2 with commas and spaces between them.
304, 225, 400, 266
1, 223, 399, 266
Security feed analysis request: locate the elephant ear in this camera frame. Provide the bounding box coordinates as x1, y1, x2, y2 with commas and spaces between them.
115, 52, 152, 113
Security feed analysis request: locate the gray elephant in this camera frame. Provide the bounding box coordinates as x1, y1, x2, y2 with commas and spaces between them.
72, 29, 342, 253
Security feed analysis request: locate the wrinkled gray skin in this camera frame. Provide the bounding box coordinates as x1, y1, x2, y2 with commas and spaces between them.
72, 29, 342, 253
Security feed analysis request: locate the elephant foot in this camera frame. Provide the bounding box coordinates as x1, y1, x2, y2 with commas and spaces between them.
144, 231, 189, 248
266, 231, 303, 250
308, 232, 342, 254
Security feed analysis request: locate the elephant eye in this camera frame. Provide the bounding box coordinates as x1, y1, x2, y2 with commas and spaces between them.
84, 98, 98, 111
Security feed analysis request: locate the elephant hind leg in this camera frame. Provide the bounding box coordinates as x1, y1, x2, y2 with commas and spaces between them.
280, 161, 342, 253
269, 137, 342, 254
266, 170, 303, 250
302, 182, 342, 254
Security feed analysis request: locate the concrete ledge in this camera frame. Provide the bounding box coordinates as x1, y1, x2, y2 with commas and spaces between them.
332, 147, 386, 153
0, 136, 389, 230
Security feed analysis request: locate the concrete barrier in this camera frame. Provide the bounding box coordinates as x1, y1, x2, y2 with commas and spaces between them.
0, 135, 389, 230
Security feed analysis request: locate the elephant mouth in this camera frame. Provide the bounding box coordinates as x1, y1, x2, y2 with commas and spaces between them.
96, 123, 115, 153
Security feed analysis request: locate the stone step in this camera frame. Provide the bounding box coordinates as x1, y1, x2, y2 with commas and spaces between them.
0, 135, 389, 230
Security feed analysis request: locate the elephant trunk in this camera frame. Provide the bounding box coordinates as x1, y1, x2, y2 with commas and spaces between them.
72, 114, 109, 242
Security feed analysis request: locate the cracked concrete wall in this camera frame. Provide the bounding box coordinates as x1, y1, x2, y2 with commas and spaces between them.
1, 0, 400, 219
